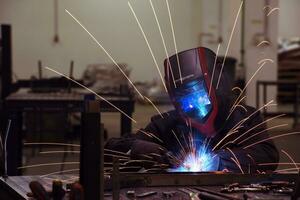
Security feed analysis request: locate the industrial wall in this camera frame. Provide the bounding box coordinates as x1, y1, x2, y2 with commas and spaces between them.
0, 0, 202, 82
279, 0, 300, 39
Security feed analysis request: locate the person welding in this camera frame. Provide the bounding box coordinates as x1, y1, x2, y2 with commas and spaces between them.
105, 47, 279, 173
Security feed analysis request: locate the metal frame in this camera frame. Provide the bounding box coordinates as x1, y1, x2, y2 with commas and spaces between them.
256, 80, 300, 127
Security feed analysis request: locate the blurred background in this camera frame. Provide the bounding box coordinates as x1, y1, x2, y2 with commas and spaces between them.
0, 0, 299, 175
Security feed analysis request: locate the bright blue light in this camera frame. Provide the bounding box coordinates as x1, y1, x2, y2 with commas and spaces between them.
170, 144, 216, 172
176, 81, 212, 121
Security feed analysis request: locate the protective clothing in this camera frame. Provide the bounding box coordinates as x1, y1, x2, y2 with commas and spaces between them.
105, 47, 279, 173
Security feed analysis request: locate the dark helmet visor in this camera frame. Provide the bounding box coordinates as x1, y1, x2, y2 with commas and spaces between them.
175, 80, 212, 123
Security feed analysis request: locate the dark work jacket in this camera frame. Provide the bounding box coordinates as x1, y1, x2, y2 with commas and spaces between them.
105, 105, 279, 173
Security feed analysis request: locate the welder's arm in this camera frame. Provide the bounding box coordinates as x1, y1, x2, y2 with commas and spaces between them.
214, 110, 279, 173
215, 142, 279, 173
104, 111, 178, 151
105, 111, 180, 168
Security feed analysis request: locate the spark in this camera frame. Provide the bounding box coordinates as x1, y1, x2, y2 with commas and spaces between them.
105, 154, 130, 159
281, 149, 299, 173
144, 96, 164, 118
230, 157, 244, 174
171, 130, 187, 155
259, 163, 300, 166
227, 148, 244, 174
238, 123, 289, 145
18, 162, 79, 169
40, 151, 80, 154
40, 168, 80, 178
149, 0, 176, 88
209, 43, 221, 97
226, 96, 247, 120
65, 9, 144, 99
231, 114, 286, 144
166, 0, 182, 83
45, 66, 137, 123
212, 130, 239, 152
275, 168, 300, 173
104, 148, 131, 156
258, 58, 274, 65
257, 40, 270, 47
43, 176, 79, 183
232, 86, 243, 94
127, 2, 167, 92
228, 61, 268, 115
24, 142, 80, 147
137, 129, 164, 144
216, 0, 243, 89
243, 131, 300, 149
4, 119, 12, 176
267, 8, 280, 16
213, 100, 275, 151
263, 5, 272, 11
123, 159, 157, 165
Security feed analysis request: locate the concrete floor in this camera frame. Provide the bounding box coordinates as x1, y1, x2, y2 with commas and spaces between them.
21, 104, 300, 176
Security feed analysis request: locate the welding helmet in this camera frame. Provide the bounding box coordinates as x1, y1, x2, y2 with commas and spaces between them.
164, 47, 233, 137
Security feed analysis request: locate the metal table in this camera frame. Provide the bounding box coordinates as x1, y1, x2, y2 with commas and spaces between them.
4, 89, 134, 176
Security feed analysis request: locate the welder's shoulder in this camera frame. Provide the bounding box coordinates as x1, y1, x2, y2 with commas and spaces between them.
238, 104, 265, 126
150, 110, 178, 122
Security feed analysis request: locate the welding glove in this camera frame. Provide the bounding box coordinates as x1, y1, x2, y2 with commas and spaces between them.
130, 140, 171, 168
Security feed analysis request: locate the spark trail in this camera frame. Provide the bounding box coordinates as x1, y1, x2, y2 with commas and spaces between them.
128, 2, 167, 92
45, 66, 137, 123
65, 9, 144, 99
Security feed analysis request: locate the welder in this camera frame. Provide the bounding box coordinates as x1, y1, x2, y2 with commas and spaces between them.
105, 47, 279, 173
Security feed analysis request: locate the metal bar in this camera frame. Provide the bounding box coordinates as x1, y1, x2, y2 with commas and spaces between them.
80, 100, 102, 200
112, 158, 120, 200
256, 81, 260, 109
263, 83, 267, 116
295, 84, 300, 127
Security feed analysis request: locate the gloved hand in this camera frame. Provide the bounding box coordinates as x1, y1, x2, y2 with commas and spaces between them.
130, 140, 171, 168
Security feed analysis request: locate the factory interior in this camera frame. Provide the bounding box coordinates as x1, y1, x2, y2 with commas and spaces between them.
1, 0, 300, 199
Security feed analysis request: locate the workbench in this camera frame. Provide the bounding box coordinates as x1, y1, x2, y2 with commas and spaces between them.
0, 173, 298, 200
4, 89, 134, 176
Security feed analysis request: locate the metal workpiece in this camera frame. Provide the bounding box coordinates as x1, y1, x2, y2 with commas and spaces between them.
114, 172, 298, 188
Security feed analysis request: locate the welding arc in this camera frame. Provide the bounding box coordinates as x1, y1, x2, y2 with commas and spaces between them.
65, 9, 144, 99
45, 66, 137, 123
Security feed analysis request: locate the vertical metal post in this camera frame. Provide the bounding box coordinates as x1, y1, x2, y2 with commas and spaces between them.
80, 100, 103, 200
256, 81, 260, 109
263, 83, 267, 115
6, 112, 22, 175
295, 84, 300, 127
112, 157, 120, 200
